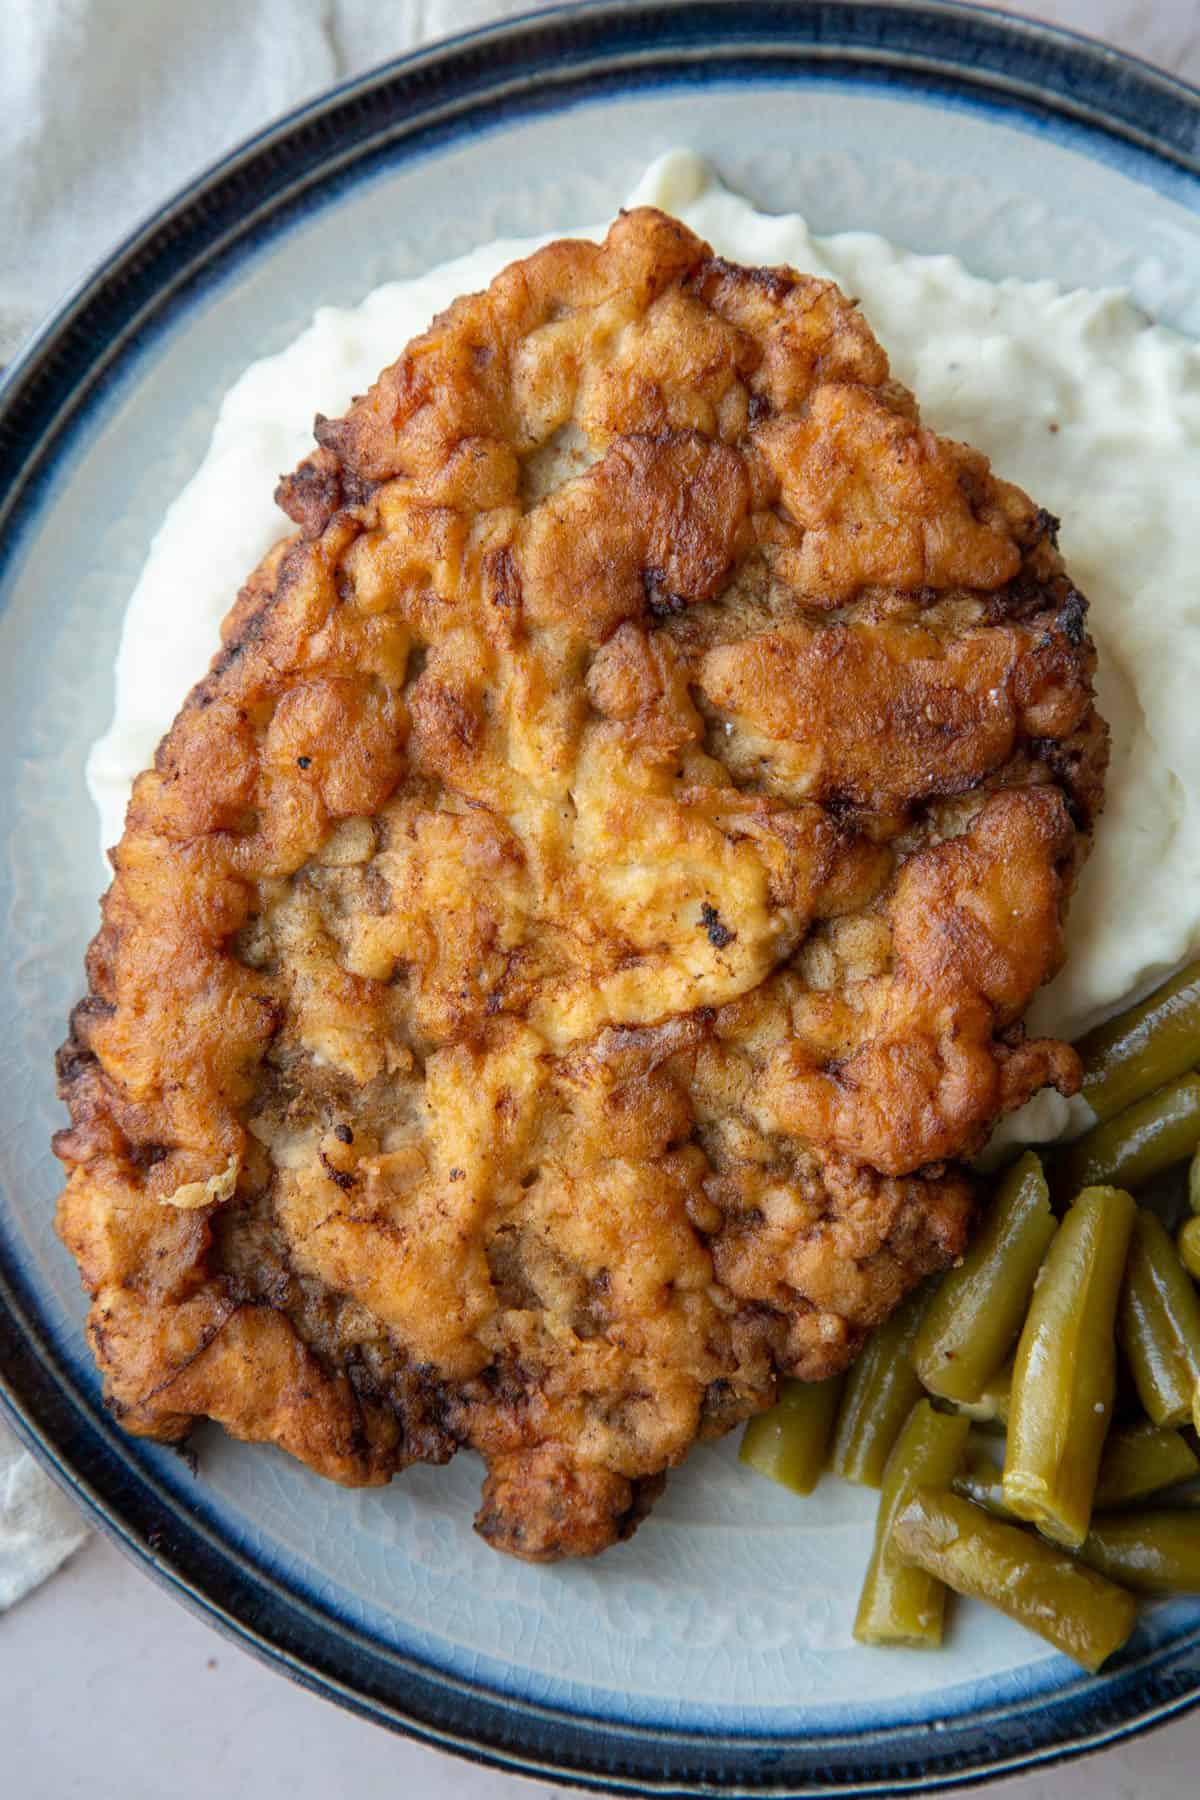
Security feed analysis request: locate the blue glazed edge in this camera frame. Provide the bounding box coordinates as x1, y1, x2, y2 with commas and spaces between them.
2, 4, 1199, 1791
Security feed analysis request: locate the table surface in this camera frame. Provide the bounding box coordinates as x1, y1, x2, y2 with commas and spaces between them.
5, 3, 1199, 1797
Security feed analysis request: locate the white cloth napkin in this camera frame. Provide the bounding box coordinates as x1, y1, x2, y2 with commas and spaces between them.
0, 0, 550, 366
0, 1431, 89, 1608
0, 0, 547, 1613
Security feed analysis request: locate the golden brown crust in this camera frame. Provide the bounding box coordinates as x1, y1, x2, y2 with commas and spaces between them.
55, 208, 1106, 1558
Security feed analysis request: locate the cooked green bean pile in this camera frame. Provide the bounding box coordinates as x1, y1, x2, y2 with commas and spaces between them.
739, 958, 1200, 1672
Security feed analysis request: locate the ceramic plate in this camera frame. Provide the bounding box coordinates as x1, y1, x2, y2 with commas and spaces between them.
1, 4, 1198, 1792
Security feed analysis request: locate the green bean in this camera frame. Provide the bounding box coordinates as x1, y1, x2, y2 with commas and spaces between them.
1079, 1510, 1200, 1594
1094, 1421, 1199, 1509
1190, 1142, 1200, 1214
1057, 1075, 1200, 1198
914, 1153, 1056, 1404
892, 1488, 1138, 1672
1004, 1185, 1136, 1547
952, 1452, 1013, 1520
853, 1401, 969, 1647
830, 1284, 931, 1488
946, 1363, 1012, 1429
1118, 1207, 1200, 1427
1178, 1217, 1200, 1281
1076, 959, 1200, 1122
738, 1374, 844, 1495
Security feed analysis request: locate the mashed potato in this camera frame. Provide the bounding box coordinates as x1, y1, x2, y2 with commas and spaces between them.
88, 151, 1200, 1149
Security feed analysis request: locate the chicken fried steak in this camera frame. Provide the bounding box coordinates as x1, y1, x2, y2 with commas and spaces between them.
55, 210, 1106, 1561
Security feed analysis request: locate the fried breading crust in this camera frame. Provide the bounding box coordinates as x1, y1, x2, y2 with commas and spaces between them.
55, 210, 1106, 1559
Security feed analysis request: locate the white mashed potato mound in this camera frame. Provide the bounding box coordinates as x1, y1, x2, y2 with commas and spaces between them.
88, 151, 1200, 1152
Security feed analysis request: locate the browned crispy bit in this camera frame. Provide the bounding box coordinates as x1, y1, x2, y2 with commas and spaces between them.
698, 612, 1093, 814
54, 207, 1105, 1559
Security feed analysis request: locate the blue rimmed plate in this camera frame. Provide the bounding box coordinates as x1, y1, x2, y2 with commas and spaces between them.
1, 4, 1198, 1792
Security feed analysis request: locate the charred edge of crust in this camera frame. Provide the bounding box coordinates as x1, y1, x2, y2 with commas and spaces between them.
275, 444, 380, 539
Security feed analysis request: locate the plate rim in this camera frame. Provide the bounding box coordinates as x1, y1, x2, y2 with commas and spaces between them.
2, 3, 1199, 1792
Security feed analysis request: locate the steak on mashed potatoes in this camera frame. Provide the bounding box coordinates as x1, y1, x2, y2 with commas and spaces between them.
55, 209, 1106, 1560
